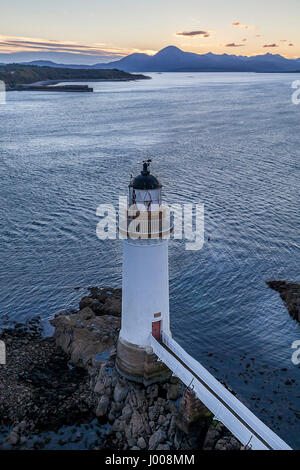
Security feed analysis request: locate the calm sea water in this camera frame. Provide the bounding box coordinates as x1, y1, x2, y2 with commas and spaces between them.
0, 72, 299, 448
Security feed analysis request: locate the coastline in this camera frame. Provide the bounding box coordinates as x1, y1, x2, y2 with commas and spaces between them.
0, 64, 151, 92
7, 76, 151, 92
22, 77, 152, 87
0, 287, 242, 451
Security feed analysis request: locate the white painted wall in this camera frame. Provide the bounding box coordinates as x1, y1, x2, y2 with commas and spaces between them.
120, 238, 170, 346
150, 334, 292, 450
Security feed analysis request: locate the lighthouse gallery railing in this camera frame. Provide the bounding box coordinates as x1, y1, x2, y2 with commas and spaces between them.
150, 332, 292, 450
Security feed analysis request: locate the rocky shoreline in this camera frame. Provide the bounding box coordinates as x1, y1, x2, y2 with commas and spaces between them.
0, 64, 150, 91
267, 281, 300, 323
0, 288, 242, 451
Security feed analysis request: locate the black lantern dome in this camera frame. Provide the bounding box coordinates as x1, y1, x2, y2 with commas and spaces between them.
130, 160, 162, 190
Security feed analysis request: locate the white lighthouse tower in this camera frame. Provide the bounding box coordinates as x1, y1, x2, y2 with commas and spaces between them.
116, 161, 173, 384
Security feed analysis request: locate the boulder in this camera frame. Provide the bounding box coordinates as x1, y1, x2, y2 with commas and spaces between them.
94, 379, 105, 394
131, 410, 150, 439
158, 415, 166, 426
113, 419, 125, 432
147, 384, 159, 401
87, 287, 122, 317
96, 395, 110, 417
114, 381, 129, 403
215, 438, 229, 450
203, 426, 220, 450
176, 388, 213, 434
137, 437, 147, 449
79, 297, 95, 311
8, 431, 19, 446
157, 443, 170, 450
51, 308, 120, 367
167, 382, 182, 401
149, 429, 166, 450
267, 281, 300, 322
121, 403, 132, 421
228, 437, 241, 450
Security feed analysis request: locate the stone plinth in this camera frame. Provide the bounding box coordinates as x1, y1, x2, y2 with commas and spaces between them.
116, 337, 171, 386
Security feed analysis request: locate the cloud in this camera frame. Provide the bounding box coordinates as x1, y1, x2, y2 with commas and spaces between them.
242, 38, 247, 42
279, 40, 295, 47
263, 43, 279, 48
226, 43, 245, 47
176, 30, 210, 38
0, 34, 155, 57
232, 22, 257, 30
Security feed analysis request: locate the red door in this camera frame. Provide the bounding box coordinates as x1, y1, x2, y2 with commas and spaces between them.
152, 321, 161, 340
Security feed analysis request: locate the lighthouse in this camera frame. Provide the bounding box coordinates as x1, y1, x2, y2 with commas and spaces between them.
116, 161, 173, 385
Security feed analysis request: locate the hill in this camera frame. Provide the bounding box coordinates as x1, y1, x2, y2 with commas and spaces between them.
0, 64, 149, 90
90, 46, 300, 73
4, 47, 300, 74
21, 60, 92, 69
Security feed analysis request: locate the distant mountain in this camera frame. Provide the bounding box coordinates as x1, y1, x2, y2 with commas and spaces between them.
0, 51, 123, 66
13, 46, 300, 73
90, 46, 300, 73
21, 60, 92, 69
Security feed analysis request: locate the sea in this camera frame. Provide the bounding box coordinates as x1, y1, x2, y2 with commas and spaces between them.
0, 72, 299, 448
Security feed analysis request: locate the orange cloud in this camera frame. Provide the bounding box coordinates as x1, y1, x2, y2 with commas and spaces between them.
279, 40, 295, 47
0, 35, 156, 57
226, 42, 245, 47
232, 22, 258, 31
263, 43, 279, 48
176, 30, 210, 38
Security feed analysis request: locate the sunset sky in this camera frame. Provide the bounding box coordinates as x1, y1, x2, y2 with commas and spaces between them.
1, 0, 299, 63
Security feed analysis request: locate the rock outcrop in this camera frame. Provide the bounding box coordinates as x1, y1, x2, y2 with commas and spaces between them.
267, 281, 300, 323
50, 287, 121, 367
0, 318, 96, 441
79, 287, 122, 317
176, 388, 213, 448
0, 287, 243, 451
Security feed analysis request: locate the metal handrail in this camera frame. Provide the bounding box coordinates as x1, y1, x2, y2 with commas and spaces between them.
149, 333, 292, 451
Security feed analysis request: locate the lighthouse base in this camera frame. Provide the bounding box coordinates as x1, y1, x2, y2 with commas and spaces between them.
116, 337, 171, 386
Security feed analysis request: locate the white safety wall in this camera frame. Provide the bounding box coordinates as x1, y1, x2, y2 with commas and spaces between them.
150, 333, 292, 451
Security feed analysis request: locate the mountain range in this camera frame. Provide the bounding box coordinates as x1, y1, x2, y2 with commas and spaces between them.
16, 46, 300, 73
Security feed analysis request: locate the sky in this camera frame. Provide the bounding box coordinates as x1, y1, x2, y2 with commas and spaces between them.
0, 0, 299, 64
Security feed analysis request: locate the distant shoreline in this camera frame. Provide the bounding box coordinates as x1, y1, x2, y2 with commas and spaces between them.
0, 64, 151, 91
22, 77, 151, 87
9, 77, 151, 92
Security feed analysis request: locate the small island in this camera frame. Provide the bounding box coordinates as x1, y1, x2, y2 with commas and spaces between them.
0, 64, 150, 91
